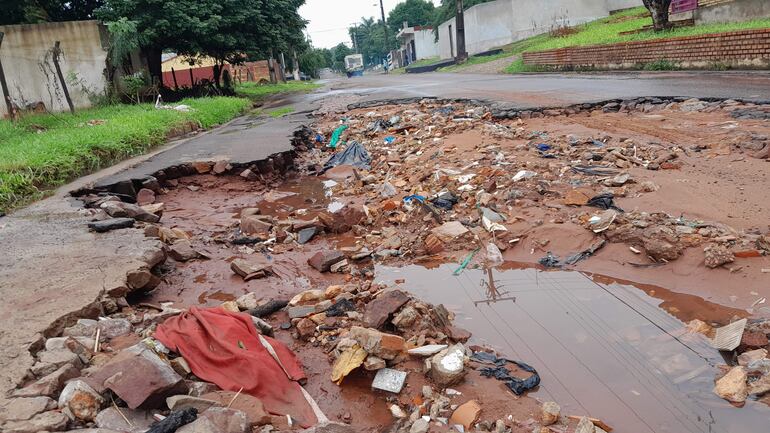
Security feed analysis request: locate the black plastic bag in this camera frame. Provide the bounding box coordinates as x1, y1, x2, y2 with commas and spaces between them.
430, 191, 458, 210
586, 193, 624, 212
471, 352, 540, 395
322, 141, 371, 172
538, 252, 561, 268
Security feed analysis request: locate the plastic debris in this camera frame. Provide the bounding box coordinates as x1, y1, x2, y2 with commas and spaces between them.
471, 352, 540, 395
384, 136, 396, 144
711, 319, 747, 351
453, 248, 479, 276
513, 170, 537, 182
538, 252, 561, 268
565, 240, 607, 265
586, 193, 624, 212
331, 345, 368, 385
323, 141, 371, 172
328, 124, 348, 149
430, 191, 459, 210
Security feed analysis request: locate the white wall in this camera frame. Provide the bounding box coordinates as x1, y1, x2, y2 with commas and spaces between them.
439, 0, 643, 59
414, 29, 439, 60
0, 20, 108, 117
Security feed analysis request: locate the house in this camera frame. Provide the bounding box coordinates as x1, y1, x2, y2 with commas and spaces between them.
396, 22, 439, 66
161, 54, 270, 88
671, 0, 770, 25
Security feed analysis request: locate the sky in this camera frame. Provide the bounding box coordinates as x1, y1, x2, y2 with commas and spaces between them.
300, 0, 441, 49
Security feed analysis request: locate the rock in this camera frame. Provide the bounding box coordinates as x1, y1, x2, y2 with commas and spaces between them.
449, 400, 481, 430
299, 421, 355, 433
748, 374, 770, 396
541, 401, 560, 426
330, 259, 349, 273
389, 404, 407, 419
201, 391, 271, 426
408, 345, 447, 357
240, 168, 258, 180
37, 349, 84, 371
563, 190, 590, 206
364, 290, 410, 329
288, 301, 331, 319
95, 406, 154, 432
685, 319, 712, 336
392, 306, 418, 329
166, 395, 220, 412
348, 326, 404, 360
640, 181, 659, 192
318, 206, 365, 233
45, 336, 94, 352
168, 240, 201, 262
289, 289, 326, 306
241, 215, 272, 237
409, 419, 429, 433
136, 188, 156, 206
13, 364, 80, 397
575, 416, 595, 433
447, 326, 472, 343
88, 218, 135, 232
643, 237, 681, 262
363, 356, 386, 371
236, 293, 259, 310
220, 301, 240, 313
187, 382, 220, 397
431, 221, 469, 243
58, 379, 104, 421
230, 258, 271, 280
98, 318, 132, 339
308, 250, 345, 272
704, 244, 735, 268
126, 268, 153, 290
2, 410, 69, 433
297, 227, 317, 244
171, 357, 192, 376
185, 407, 249, 433
0, 397, 56, 422
713, 366, 748, 403
738, 348, 768, 366
371, 368, 407, 393
63, 319, 98, 337
424, 233, 445, 254
101, 201, 160, 223
85, 345, 186, 409
430, 344, 466, 386
212, 160, 230, 174
740, 330, 769, 349
296, 318, 317, 340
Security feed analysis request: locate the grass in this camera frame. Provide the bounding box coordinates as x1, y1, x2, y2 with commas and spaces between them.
0, 97, 250, 213
268, 107, 295, 117
436, 6, 770, 73
235, 81, 320, 101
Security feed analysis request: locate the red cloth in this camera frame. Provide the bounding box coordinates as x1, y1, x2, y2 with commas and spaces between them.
155, 307, 317, 427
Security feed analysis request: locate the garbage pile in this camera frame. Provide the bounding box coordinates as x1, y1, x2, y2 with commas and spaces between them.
294, 98, 770, 271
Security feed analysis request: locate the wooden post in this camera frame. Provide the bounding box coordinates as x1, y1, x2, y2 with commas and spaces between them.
51, 41, 74, 114
170, 67, 179, 90
0, 32, 16, 119
455, 0, 468, 62
188, 68, 195, 86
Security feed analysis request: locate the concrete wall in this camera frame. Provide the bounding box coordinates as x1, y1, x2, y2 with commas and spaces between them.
0, 20, 108, 117
695, 0, 770, 24
438, 0, 643, 59
414, 29, 439, 60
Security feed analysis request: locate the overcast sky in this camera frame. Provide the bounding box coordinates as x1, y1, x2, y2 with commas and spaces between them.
300, 0, 441, 49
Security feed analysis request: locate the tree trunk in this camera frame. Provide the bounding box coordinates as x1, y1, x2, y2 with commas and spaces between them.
643, 0, 673, 31
213, 62, 222, 88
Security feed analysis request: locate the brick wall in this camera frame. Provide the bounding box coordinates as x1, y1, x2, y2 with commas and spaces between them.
522, 28, 770, 70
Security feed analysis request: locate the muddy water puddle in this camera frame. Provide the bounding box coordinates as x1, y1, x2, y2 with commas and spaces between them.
376, 263, 770, 433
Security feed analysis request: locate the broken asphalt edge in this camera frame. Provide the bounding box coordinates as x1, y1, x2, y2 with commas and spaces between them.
347, 95, 770, 118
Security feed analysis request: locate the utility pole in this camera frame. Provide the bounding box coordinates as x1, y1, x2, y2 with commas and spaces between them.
379, 0, 389, 73
455, 0, 468, 62
52, 41, 75, 114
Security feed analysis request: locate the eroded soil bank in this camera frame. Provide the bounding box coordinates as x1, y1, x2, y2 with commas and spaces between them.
5, 97, 770, 433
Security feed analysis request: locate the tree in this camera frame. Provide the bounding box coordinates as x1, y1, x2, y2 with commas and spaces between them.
298, 48, 329, 78
387, 0, 435, 35
330, 43, 353, 72
348, 17, 398, 67
431, 0, 493, 38
642, 0, 673, 31
97, 0, 307, 87
1, 0, 104, 25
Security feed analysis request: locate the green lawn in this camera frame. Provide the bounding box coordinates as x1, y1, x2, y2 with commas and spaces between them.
235, 81, 320, 101
438, 6, 770, 73
0, 97, 250, 213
